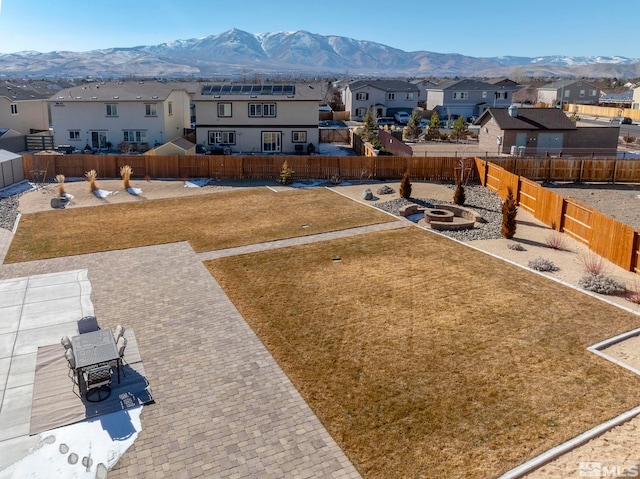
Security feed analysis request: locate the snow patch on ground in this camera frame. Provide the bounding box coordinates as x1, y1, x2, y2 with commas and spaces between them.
93, 189, 117, 198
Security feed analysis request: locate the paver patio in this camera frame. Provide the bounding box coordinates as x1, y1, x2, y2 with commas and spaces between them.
0, 239, 363, 478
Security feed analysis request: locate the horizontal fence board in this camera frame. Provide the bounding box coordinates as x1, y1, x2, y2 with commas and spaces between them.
588, 210, 636, 269
518, 177, 539, 215
562, 199, 593, 245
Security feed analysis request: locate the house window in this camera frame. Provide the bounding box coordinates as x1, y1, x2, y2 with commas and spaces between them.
579, 90, 585, 97
262, 131, 281, 152
482, 91, 487, 98
494, 92, 508, 100
217, 103, 232, 117
564, 90, 570, 97
168, 101, 173, 115
145, 104, 157, 116
453, 92, 468, 100
405, 93, 414, 100
292, 131, 306, 143
123, 130, 147, 142
68, 130, 81, 141
208, 130, 235, 145
589, 90, 597, 97
387, 93, 395, 100
10, 104, 18, 115
356, 92, 368, 101
106, 104, 118, 116
249, 103, 276, 117
355, 107, 366, 117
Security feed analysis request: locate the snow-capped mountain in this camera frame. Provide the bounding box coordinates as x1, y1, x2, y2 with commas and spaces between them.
0, 29, 638, 78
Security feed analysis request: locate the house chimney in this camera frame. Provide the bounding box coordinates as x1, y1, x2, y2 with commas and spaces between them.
508, 105, 518, 118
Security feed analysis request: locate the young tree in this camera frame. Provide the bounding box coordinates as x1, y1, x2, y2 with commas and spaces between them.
453, 181, 465, 205
404, 111, 421, 141
426, 111, 440, 140
361, 107, 378, 143
451, 116, 469, 142
399, 171, 412, 199
501, 186, 518, 239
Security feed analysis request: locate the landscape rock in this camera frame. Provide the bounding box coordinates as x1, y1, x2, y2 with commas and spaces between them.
361, 188, 373, 200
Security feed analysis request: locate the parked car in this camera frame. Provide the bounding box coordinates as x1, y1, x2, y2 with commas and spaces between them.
376, 117, 395, 127
394, 111, 411, 125
610, 116, 633, 125
418, 118, 430, 129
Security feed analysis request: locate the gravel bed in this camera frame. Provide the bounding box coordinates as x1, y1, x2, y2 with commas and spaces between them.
0, 195, 20, 231
374, 185, 504, 241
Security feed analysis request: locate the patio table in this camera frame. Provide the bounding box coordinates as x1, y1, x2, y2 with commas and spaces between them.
72, 329, 120, 388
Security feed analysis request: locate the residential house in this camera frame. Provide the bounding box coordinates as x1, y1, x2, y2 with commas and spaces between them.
411, 79, 438, 106
425, 79, 519, 120
145, 137, 196, 156
343, 80, 419, 121
476, 106, 618, 157
192, 83, 320, 154
0, 82, 52, 135
633, 84, 640, 110
49, 81, 192, 152
536, 79, 601, 106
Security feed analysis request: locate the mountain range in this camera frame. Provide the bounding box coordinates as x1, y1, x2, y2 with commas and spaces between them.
1, 28, 639, 79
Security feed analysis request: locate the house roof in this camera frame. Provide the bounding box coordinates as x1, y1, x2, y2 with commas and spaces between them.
193, 83, 321, 101
49, 80, 190, 103
427, 78, 519, 91
0, 80, 60, 101
478, 107, 577, 130
539, 79, 599, 90
167, 138, 195, 151
347, 80, 418, 93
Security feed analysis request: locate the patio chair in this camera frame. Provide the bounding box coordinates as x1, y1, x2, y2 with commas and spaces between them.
60, 335, 72, 350
114, 324, 125, 342
77, 315, 100, 334
65, 348, 80, 397
117, 336, 128, 378
84, 365, 113, 402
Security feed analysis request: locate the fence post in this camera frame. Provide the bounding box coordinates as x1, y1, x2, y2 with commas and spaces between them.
579, 159, 584, 183
612, 159, 618, 184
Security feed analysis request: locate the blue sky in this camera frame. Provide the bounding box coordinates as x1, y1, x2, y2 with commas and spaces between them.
0, 0, 638, 58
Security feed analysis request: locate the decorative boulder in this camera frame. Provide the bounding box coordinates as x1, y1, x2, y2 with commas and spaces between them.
361, 188, 373, 200
377, 185, 395, 195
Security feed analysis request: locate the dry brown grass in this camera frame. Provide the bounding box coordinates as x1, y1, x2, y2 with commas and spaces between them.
5, 188, 394, 263
206, 227, 640, 479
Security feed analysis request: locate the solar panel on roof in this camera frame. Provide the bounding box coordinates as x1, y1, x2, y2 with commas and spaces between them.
200, 84, 297, 96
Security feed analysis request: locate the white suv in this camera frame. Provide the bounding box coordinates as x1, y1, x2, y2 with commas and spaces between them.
394, 111, 411, 124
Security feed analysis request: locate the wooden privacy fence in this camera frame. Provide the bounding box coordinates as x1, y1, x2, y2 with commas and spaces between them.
476, 158, 640, 275
487, 157, 640, 183
21, 153, 474, 183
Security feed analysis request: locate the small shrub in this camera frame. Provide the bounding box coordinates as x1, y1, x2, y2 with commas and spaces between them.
55, 174, 66, 197
579, 273, 626, 295
545, 230, 568, 250
278, 160, 294, 185
120, 165, 133, 190
328, 174, 342, 185
528, 257, 559, 272
501, 186, 517, 239
578, 251, 608, 275
623, 135, 636, 145
453, 182, 465, 205
508, 243, 526, 251
399, 172, 412, 199
84, 169, 99, 192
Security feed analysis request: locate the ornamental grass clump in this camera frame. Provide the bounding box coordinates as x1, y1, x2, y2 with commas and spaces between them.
578, 250, 608, 275
528, 257, 559, 272
84, 169, 99, 192
120, 165, 133, 190
55, 174, 66, 197
545, 230, 569, 251
626, 279, 640, 304
579, 273, 626, 295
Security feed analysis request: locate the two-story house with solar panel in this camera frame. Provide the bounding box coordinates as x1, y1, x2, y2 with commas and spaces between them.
192, 83, 321, 154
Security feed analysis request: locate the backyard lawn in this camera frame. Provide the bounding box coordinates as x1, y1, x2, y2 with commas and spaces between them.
5, 187, 394, 262
206, 227, 640, 479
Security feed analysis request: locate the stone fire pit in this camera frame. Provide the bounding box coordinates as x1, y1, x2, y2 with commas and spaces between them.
423, 209, 454, 223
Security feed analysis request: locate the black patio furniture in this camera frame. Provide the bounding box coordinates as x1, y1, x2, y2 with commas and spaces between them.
84, 365, 113, 402
77, 315, 100, 334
